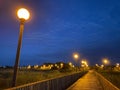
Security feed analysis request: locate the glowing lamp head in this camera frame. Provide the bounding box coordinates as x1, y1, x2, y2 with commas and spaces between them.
104, 60, 108, 63
81, 60, 85, 64
17, 8, 30, 20
102, 58, 110, 65
73, 53, 79, 59
74, 54, 78, 58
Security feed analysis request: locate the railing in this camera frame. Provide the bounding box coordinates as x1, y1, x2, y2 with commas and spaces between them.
5, 72, 86, 90
95, 72, 120, 90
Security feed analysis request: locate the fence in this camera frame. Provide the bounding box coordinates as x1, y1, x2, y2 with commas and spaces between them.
5, 72, 86, 90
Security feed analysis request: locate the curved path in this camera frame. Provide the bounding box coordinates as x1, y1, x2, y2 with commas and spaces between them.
67, 70, 103, 90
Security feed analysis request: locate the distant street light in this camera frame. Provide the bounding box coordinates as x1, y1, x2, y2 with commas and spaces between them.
68, 62, 72, 66
73, 54, 79, 59
73, 53, 80, 71
60, 63, 63, 68
95, 64, 99, 67
116, 63, 119, 67
81, 60, 85, 64
12, 8, 30, 87
102, 58, 110, 65
81, 59, 88, 67
101, 64, 104, 68
73, 53, 80, 61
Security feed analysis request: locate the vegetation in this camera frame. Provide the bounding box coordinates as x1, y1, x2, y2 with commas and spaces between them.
98, 71, 120, 89
93, 65, 120, 89
0, 68, 87, 90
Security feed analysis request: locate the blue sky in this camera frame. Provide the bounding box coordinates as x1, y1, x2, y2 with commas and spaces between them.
0, 0, 120, 66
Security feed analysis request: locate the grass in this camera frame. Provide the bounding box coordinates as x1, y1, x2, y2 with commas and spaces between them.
98, 71, 120, 89
0, 69, 86, 90
0, 69, 13, 89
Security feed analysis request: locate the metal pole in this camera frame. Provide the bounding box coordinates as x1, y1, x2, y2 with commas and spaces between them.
12, 19, 25, 87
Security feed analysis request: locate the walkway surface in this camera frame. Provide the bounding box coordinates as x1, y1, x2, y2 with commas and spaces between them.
67, 70, 103, 90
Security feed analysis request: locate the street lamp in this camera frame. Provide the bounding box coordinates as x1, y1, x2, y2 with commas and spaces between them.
81, 59, 88, 67
73, 54, 79, 59
73, 53, 79, 61
68, 62, 72, 66
102, 58, 110, 65
73, 53, 79, 65
81, 60, 85, 64
12, 8, 30, 87
73, 53, 80, 71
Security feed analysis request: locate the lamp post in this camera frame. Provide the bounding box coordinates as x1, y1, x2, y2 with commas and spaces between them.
12, 8, 30, 87
102, 58, 110, 71
73, 53, 80, 71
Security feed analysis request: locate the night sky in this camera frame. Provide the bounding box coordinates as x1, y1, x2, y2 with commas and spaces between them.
1, 0, 120, 66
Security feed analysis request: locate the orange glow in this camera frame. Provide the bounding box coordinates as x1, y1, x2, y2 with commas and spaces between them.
73, 53, 79, 59
102, 58, 110, 65
17, 8, 30, 20
69, 62, 72, 66
81, 60, 85, 64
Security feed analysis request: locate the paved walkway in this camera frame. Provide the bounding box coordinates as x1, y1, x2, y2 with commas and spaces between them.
67, 70, 103, 90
